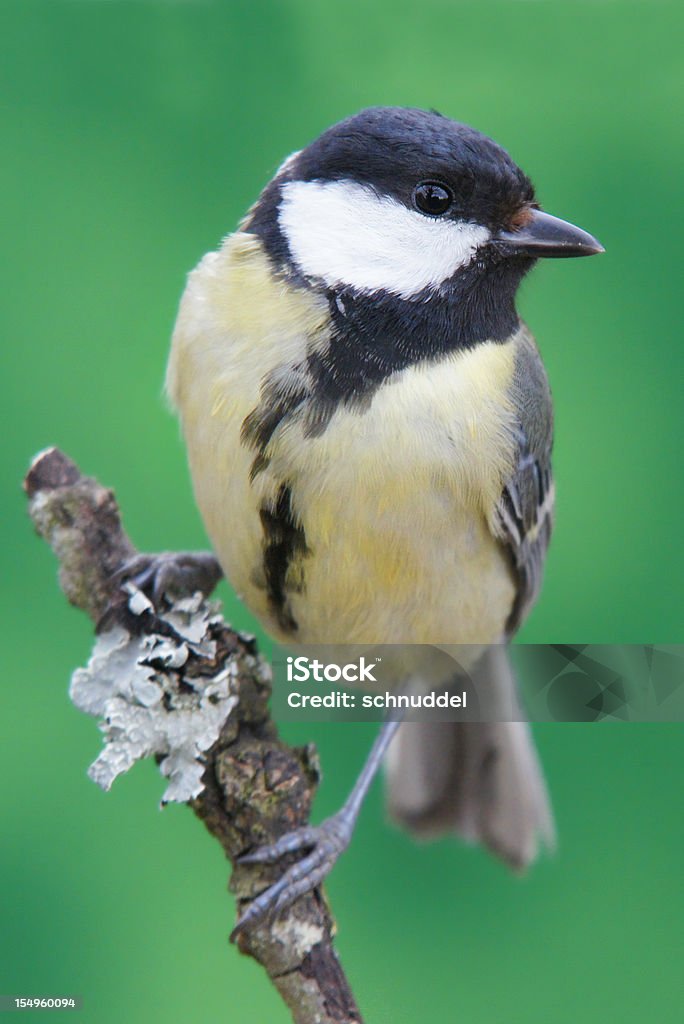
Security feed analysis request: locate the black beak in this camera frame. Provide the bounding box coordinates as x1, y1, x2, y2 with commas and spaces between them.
495, 208, 604, 259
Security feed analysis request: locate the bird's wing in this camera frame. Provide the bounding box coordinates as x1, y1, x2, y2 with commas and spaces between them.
494, 328, 555, 635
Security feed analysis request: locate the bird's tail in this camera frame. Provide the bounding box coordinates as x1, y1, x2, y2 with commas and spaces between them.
384, 646, 555, 870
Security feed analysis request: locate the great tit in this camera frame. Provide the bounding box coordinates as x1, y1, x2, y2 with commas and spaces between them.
163, 107, 603, 932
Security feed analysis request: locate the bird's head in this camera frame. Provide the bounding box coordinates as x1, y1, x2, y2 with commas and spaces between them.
245, 106, 603, 307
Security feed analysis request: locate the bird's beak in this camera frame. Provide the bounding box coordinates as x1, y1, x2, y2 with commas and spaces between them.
494, 208, 604, 259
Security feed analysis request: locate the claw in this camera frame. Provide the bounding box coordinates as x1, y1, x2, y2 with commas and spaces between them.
231, 814, 352, 940
114, 551, 222, 606
237, 826, 320, 864
231, 720, 402, 941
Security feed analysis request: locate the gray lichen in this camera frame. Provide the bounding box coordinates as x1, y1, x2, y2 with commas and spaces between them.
70, 586, 239, 803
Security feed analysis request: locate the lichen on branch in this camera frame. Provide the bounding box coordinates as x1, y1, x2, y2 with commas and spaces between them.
70, 585, 250, 802
25, 447, 363, 1024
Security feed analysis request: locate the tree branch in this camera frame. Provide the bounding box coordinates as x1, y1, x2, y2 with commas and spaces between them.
24, 447, 363, 1024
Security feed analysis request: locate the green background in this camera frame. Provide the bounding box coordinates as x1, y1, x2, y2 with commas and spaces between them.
2, 1, 682, 1021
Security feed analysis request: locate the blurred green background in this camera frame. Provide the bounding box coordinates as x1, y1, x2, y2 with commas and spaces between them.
2, 1, 682, 1021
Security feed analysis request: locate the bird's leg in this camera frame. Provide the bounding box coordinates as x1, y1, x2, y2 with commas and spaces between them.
231, 716, 402, 939
114, 550, 223, 606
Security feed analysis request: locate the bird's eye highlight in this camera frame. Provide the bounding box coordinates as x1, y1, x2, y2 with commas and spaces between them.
413, 182, 453, 217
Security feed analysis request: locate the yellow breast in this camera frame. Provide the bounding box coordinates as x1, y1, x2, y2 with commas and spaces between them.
168, 233, 519, 648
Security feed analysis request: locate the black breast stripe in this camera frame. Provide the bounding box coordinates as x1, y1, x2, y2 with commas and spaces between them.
259, 484, 310, 633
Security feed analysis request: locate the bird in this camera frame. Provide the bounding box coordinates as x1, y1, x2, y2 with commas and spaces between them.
151, 107, 603, 933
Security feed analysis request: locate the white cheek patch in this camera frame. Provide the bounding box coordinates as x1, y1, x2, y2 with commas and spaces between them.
278, 179, 491, 299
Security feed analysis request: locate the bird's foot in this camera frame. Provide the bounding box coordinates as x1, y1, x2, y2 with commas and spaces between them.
114, 550, 223, 607
231, 811, 354, 939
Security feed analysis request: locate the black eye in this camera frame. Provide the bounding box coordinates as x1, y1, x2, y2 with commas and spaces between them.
413, 181, 453, 216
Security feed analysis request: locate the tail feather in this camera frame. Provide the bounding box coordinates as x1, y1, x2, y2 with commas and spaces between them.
385, 647, 554, 870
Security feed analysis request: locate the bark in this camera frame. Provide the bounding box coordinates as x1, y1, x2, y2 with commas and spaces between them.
24, 447, 362, 1024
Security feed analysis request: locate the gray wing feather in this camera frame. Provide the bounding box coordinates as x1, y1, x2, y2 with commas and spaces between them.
497, 328, 555, 635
